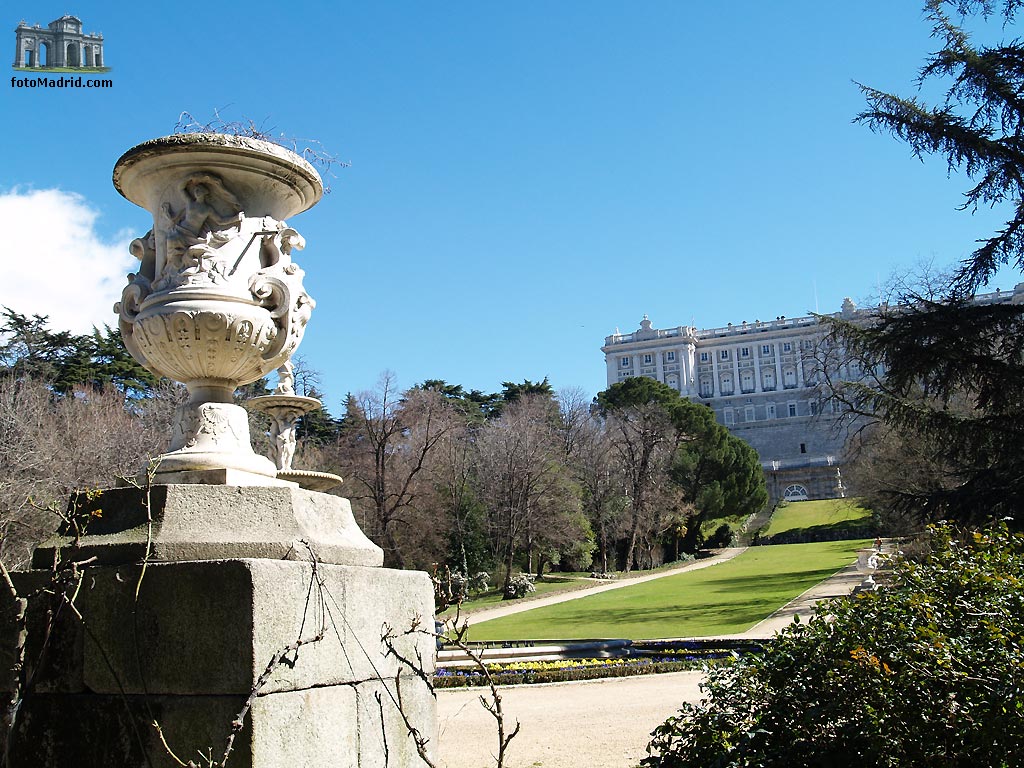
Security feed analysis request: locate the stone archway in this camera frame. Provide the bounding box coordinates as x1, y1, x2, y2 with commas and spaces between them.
65, 42, 80, 66
40, 41, 50, 67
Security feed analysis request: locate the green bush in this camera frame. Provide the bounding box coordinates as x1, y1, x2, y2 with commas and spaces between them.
505, 572, 536, 599
705, 523, 734, 548
468, 570, 490, 594
643, 523, 1024, 768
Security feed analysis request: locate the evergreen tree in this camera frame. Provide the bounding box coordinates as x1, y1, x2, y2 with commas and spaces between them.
0, 309, 156, 396
294, 386, 341, 444
829, 0, 1024, 527
671, 403, 768, 550
596, 378, 767, 567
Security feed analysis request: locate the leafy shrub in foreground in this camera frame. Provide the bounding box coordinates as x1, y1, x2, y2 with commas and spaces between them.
643, 523, 1024, 767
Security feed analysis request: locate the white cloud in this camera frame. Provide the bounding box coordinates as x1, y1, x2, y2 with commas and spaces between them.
0, 188, 137, 334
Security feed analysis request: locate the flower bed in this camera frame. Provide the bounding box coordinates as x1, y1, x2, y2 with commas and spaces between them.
434, 651, 742, 688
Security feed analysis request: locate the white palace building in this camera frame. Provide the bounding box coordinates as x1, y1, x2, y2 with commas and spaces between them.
601, 286, 1024, 503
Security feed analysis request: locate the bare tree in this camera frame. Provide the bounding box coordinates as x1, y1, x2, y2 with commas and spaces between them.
605, 402, 681, 572
0, 378, 174, 567
556, 386, 592, 461
338, 373, 461, 569
475, 395, 585, 594
426, 417, 478, 576
569, 411, 627, 573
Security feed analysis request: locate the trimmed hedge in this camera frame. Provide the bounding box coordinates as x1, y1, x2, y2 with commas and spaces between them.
434, 657, 730, 688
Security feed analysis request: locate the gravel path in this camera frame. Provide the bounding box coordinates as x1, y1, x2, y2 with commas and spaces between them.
437, 557, 872, 767
436, 671, 705, 768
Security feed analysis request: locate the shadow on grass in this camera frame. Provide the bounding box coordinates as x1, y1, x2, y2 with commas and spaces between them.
698, 567, 842, 592
765, 519, 877, 542
534, 602, 781, 627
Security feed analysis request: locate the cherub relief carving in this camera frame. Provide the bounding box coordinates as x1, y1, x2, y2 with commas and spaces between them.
157, 173, 243, 288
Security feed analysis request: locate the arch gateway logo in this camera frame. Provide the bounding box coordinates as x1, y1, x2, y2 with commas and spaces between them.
12, 15, 108, 72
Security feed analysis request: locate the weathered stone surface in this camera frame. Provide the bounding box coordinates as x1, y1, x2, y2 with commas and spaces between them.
6, 559, 433, 697
6, 687, 358, 768
0, 571, 85, 694
31, 485, 383, 568
2, 559, 436, 766
325, 564, 437, 685
356, 676, 438, 768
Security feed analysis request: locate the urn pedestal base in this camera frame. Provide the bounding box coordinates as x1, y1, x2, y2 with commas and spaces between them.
32, 485, 383, 569
154, 400, 283, 485
1, 556, 437, 768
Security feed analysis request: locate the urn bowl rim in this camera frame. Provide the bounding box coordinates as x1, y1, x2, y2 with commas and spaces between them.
112, 132, 323, 218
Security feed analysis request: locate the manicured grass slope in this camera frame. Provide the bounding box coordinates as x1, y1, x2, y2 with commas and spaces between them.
467, 540, 869, 641
763, 498, 873, 538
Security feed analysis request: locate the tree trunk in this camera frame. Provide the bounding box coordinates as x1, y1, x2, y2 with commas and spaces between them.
384, 523, 406, 569
502, 527, 516, 599
624, 512, 641, 573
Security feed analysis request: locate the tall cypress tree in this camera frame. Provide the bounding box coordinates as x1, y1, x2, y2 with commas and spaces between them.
829, 0, 1024, 526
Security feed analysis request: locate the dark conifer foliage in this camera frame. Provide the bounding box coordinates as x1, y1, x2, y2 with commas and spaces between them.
0, 308, 156, 395
857, 0, 1024, 292
830, 0, 1024, 527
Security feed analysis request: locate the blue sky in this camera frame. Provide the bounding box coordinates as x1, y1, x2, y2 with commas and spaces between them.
2, 2, 1019, 415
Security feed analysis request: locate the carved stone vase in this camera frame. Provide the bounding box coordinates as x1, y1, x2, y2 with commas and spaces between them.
113, 134, 322, 484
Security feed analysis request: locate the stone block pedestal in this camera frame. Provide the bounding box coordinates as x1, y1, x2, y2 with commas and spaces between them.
1, 490, 438, 768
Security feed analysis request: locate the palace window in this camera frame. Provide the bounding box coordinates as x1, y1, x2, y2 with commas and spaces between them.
766, 403, 776, 419
700, 351, 709, 362
783, 342, 792, 353
740, 370, 755, 394
665, 350, 676, 362
744, 405, 755, 422
723, 408, 735, 426
740, 346, 750, 358
620, 357, 630, 368
643, 353, 653, 365
761, 344, 771, 355
788, 402, 798, 417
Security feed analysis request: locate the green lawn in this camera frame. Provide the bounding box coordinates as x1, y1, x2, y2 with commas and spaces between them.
466, 540, 869, 641
763, 498, 874, 538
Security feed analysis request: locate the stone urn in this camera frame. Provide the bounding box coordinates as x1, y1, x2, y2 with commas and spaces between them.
113, 133, 322, 484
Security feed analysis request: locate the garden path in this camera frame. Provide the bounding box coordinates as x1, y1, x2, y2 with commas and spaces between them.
437, 669, 705, 768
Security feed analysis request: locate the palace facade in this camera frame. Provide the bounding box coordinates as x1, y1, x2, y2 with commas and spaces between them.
601, 286, 1024, 502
